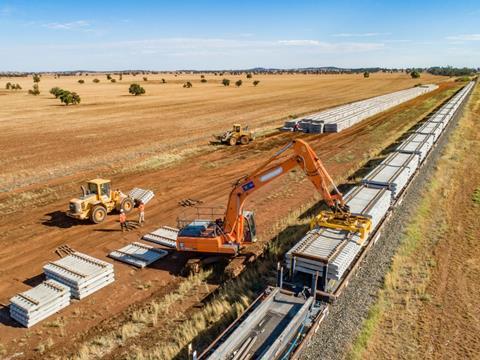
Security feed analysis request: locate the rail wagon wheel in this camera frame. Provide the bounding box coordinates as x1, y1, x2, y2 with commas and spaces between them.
121, 197, 134, 214
229, 137, 237, 146
240, 136, 249, 145
90, 206, 107, 224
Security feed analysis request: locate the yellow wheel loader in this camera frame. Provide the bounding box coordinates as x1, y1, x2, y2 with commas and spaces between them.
214, 124, 255, 146
66, 179, 134, 224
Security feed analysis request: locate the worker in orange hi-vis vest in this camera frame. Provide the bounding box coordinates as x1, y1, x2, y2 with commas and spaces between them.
119, 210, 128, 232
138, 201, 145, 226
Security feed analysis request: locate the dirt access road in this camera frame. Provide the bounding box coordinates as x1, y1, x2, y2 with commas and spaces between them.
0, 78, 457, 358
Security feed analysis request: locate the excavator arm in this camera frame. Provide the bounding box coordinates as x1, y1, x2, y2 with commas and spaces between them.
223, 139, 353, 241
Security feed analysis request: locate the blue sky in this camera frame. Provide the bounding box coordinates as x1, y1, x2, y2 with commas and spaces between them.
0, 0, 479, 71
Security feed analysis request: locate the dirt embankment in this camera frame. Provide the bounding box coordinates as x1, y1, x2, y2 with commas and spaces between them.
0, 82, 459, 359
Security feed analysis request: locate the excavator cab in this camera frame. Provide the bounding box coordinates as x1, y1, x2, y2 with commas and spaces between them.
243, 211, 257, 243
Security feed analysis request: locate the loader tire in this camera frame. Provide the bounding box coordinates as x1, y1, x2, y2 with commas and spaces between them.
121, 197, 134, 214
240, 136, 249, 145
229, 137, 237, 146
91, 206, 107, 224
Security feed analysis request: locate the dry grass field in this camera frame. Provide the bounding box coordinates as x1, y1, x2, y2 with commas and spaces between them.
0, 72, 444, 194
0, 72, 458, 359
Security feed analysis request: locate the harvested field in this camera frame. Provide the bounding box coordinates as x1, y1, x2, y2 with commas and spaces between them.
0, 75, 458, 359
0, 72, 444, 194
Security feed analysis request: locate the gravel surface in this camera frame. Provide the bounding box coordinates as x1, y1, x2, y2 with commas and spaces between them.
301, 93, 471, 360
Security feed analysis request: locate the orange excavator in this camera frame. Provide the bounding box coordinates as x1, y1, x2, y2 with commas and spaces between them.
174, 139, 371, 262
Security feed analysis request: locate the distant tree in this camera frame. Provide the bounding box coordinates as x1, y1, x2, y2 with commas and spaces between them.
119, 74, 123, 81
12, 83, 21, 90
106, 74, 112, 80
201, 78, 207, 83
50, 87, 63, 98
93, 78, 100, 83
129, 83, 145, 96
410, 70, 421, 79
183, 81, 193, 88
78, 79, 85, 84
59, 91, 81, 105
143, 77, 148, 81
5, 82, 11, 90
161, 78, 166, 83
33, 74, 41, 83
363, 71, 370, 78
111, 79, 117, 83
200, 75, 205, 79
427, 66, 475, 77
246, 73, 252, 79
253, 80, 260, 86
235, 79, 243, 87
222, 78, 230, 87
28, 84, 40, 95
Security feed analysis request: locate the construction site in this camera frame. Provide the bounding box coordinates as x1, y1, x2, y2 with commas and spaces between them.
1, 3, 479, 358
0, 69, 478, 359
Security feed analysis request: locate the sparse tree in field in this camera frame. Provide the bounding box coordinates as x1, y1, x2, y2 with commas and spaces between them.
235, 79, 243, 87
93, 78, 100, 83
111, 79, 116, 83
200, 75, 205, 79
161, 78, 166, 83
50, 87, 63, 98
106, 74, 112, 80
78, 79, 85, 84
222, 78, 230, 87
129, 83, 146, 96
410, 70, 421, 79
33, 74, 41, 83
143, 77, 148, 81
183, 81, 193, 88
59, 91, 81, 105
28, 84, 40, 95
246, 73, 252, 79
253, 80, 260, 86
119, 74, 123, 81
6, 82, 11, 90
12, 83, 21, 90
201, 78, 207, 83
363, 71, 370, 78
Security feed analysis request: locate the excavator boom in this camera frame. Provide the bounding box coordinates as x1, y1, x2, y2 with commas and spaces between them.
175, 139, 371, 256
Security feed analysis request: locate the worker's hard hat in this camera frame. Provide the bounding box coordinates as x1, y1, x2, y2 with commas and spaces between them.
120, 209, 124, 213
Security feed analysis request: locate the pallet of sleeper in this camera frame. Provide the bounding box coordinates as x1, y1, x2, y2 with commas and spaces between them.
128, 187, 155, 205
361, 163, 411, 202
343, 185, 392, 230
109, 242, 168, 268
44, 252, 114, 300
9, 279, 70, 327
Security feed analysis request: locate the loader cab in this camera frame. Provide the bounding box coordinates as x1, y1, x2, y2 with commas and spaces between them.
243, 211, 257, 243
87, 179, 111, 201
233, 124, 241, 133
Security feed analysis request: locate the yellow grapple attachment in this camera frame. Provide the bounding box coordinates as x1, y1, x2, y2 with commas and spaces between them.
310, 210, 372, 246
